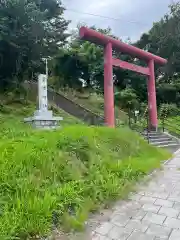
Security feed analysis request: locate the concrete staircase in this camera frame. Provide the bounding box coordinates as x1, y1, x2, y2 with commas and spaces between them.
142, 130, 180, 152
24, 81, 104, 126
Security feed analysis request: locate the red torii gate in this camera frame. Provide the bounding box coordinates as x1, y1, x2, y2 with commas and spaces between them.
79, 27, 167, 129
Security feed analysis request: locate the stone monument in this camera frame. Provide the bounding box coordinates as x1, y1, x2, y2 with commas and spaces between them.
24, 74, 63, 129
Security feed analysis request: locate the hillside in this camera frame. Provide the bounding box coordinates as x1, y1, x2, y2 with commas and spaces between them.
161, 116, 180, 137
57, 88, 128, 123
0, 100, 170, 239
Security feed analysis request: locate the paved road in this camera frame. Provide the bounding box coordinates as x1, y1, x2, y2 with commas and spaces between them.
89, 151, 180, 240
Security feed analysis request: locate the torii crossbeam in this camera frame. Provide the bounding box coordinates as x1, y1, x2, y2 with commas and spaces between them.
79, 27, 167, 129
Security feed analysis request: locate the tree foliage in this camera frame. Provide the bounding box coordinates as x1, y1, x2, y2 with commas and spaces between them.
115, 88, 139, 112
51, 25, 116, 90
136, 2, 180, 82
0, 0, 69, 90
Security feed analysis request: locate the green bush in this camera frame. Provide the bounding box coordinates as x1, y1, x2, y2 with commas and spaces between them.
159, 103, 179, 119
0, 122, 170, 239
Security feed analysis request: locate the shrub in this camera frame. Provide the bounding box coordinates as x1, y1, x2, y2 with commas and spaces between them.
159, 103, 179, 119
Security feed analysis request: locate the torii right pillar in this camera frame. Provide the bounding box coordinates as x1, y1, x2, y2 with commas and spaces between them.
147, 59, 158, 131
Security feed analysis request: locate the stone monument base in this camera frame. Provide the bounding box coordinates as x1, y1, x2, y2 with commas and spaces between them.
24, 110, 63, 129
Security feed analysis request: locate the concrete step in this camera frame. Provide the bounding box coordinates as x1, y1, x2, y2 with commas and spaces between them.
151, 140, 178, 146
141, 130, 180, 152
149, 137, 172, 143
157, 143, 180, 148
161, 144, 180, 153
142, 132, 167, 138
142, 130, 161, 134
143, 135, 172, 139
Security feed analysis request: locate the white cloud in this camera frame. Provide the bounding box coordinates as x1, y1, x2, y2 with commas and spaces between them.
62, 0, 175, 41
88, 0, 112, 12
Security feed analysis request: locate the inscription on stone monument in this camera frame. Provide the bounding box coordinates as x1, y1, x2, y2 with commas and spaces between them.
24, 74, 63, 129
38, 74, 48, 111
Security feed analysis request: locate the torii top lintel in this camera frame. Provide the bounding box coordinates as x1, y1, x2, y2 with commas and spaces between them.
79, 27, 167, 65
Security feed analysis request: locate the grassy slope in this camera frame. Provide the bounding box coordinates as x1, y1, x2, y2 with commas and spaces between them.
157, 116, 180, 136
161, 116, 180, 136
58, 88, 128, 123
0, 101, 170, 239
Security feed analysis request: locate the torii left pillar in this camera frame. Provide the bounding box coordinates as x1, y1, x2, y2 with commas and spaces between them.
104, 42, 115, 127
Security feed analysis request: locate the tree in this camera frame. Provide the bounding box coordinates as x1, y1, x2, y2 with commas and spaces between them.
51, 24, 136, 91
136, 2, 180, 82
0, 0, 70, 90
115, 88, 139, 125
115, 88, 139, 112
51, 25, 113, 90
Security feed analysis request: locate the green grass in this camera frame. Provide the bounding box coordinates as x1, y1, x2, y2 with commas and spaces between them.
159, 116, 180, 136
0, 101, 171, 239
0, 100, 83, 132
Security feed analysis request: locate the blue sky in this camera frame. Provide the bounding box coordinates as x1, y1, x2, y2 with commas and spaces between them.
62, 0, 176, 41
